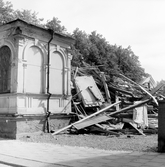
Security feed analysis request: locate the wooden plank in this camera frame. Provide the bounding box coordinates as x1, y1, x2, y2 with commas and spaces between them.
73, 114, 113, 130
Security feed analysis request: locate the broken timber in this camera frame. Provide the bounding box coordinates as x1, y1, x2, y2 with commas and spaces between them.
52, 101, 121, 135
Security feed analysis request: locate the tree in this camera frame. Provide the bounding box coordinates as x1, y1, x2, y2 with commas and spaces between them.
45, 17, 67, 33
13, 9, 43, 26
88, 31, 118, 74
0, 0, 43, 25
71, 28, 92, 66
0, 0, 14, 24
72, 29, 147, 82
114, 46, 146, 82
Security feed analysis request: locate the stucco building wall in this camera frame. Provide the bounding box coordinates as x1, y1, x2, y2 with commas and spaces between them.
0, 19, 74, 138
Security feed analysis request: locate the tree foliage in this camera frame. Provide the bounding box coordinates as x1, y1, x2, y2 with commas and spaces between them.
0, 0, 65, 33
45, 17, 67, 33
0, 0, 13, 24
13, 9, 43, 26
0, 0, 44, 26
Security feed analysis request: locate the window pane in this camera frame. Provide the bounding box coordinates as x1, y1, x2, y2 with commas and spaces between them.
0, 46, 11, 93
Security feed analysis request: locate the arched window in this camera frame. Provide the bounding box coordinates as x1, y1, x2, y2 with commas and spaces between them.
26, 46, 43, 93
50, 52, 64, 94
0, 46, 11, 93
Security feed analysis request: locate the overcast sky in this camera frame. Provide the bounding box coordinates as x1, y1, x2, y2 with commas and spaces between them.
6, 0, 165, 82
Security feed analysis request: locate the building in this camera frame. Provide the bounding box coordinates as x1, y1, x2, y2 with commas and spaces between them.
139, 75, 156, 90
0, 19, 75, 138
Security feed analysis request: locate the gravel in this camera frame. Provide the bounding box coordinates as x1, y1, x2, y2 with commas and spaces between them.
19, 132, 158, 152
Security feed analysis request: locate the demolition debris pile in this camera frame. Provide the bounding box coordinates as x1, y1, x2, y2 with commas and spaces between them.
53, 63, 165, 137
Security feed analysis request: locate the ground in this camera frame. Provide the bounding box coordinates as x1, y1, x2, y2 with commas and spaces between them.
18, 132, 158, 152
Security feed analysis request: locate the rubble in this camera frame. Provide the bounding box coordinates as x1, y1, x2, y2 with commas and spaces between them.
52, 63, 165, 137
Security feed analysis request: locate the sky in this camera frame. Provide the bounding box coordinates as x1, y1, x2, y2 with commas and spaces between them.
5, 0, 165, 82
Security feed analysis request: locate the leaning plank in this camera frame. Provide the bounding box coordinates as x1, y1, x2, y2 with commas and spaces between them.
119, 74, 158, 105
52, 101, 121, 135
129, 122, 145, 136
122, 118, 146, 136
